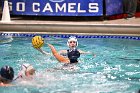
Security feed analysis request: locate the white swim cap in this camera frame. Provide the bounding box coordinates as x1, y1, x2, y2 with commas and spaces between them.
18, 63, 34, 77
21, 63, 34, 72
67, 36, 78, 47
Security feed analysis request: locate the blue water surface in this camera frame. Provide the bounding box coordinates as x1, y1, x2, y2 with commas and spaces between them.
0, 34, 140, 93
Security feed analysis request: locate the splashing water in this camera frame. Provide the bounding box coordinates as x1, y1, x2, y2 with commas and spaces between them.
0, 36, 140, 93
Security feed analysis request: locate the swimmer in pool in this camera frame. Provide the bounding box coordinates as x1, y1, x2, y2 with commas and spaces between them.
36, 36, 88, 64
59, 36, 91, 56
36, 36, 95, 64
0, 65, 14, 86
16, 63, 35, 80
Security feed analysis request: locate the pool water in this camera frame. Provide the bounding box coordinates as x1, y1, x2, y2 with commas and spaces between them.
0, 34, 140, 93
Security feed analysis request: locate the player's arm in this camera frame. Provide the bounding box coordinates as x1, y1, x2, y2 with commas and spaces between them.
48, 44, 70, 63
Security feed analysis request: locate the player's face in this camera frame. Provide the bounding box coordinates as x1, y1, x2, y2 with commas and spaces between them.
68, 41, 77, 48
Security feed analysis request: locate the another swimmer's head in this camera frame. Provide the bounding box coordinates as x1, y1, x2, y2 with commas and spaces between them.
67, 36, 78, 48
0, 65, 14, 83
19, 63, 35, 77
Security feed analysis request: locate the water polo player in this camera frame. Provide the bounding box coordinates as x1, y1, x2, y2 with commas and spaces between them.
16, 63, 35, 80
0, 65, 14, 86
59, 36, 92, 56
33, 36, 92, 64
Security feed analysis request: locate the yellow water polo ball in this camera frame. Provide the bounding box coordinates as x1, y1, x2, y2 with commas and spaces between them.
32, 36, 44, 48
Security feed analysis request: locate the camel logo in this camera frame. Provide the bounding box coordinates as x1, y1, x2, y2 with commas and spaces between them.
49, 0, 65, 2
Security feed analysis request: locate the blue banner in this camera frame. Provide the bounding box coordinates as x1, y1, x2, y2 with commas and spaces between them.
8, 0, 103, 16
105, 0, 123, 16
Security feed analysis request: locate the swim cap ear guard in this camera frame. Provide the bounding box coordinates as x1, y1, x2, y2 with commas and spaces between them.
67, 36, 78, 48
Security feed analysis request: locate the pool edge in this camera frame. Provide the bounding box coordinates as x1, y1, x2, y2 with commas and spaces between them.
0, 20, 140, 35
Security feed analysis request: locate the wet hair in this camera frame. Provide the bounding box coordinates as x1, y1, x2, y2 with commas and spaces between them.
0, 66, 14, 81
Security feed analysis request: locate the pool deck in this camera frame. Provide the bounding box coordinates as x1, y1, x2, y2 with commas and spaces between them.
0, 16, 140, 36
